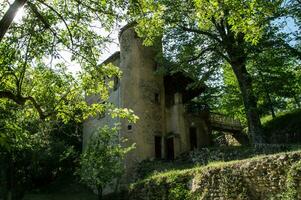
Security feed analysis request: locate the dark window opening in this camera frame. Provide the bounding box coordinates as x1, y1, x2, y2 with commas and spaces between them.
113, 77, 119, 91
155, 136, 162, 159
153, 63, 158, 71
165, 94, 175, 107
155, 93, 160, 104
127, 125, 132, 130
189, 127, 197, 150
166, 138, 174, 160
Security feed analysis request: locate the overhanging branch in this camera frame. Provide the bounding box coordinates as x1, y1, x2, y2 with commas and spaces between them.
179, 25, 222, 44
0, 90, 46, 119
36, 0, 74, 47
0, 0, 27, 43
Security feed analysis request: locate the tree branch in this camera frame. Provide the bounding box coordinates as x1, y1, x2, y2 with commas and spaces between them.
36, 0, 74, 47
178, 25, 222, 44
0, 0, 27, 43
23, 96, 46, 119
18, 35, 32, 94
27, 2, 51, 29
284, 43, 301, 60
0, 90, 25, 105
0, 90, 46, 119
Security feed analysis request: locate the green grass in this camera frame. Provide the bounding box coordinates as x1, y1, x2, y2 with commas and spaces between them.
136, 145, 301, 180
262, 109, 301, 143
23, 148, 301, 200
260, 110, 288, 124
263, 109, 301, 128
139, 149, 301, 183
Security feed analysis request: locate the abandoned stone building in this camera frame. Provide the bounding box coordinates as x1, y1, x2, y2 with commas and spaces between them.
83, 24, 222, 179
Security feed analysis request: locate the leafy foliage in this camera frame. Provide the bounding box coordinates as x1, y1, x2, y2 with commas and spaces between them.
0, 0, 132, 123
218, 64, 246, 124
0, 99, 82, 200
78, 126, 134, 199
126, 0, 301, 143
0, 1, 138, 199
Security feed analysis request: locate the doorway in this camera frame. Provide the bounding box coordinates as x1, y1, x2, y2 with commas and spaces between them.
190, 127, 197, 150
166, 137, 174, 160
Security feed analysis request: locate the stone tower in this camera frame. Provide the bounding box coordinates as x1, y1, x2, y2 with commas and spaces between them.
118, 24, 165, 177
83, 23, 211, 185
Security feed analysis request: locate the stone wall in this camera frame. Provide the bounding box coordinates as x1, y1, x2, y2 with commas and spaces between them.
82, 53, 121, 150
129, 151, 301, 200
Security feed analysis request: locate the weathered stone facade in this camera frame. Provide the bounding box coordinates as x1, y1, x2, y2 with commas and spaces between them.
83, 24, 210, 182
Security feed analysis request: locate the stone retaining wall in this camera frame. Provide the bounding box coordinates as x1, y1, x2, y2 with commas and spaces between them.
129, 151, 301, 200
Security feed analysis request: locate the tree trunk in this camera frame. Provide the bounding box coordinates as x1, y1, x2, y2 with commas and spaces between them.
231, 61, 265, 143
6, 155, 14, 200
97, 185, 103, 200
0, 0, 27, 43
265, 90, 276, 119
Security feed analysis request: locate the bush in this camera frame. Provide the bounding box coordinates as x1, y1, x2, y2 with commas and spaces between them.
78, 126, 134, 199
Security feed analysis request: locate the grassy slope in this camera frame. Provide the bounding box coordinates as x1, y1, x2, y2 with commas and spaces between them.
262, 109, 301, 142
137, 150, 301, 184
136, 145, 301, 180
23, 110, 301, 199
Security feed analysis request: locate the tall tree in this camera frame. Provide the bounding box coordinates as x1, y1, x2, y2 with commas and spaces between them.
0, 0, 27, 42
250, 44, 301, 117
0, 99, 81, 200
127, 0, 287, 143
0, 0, 133, 122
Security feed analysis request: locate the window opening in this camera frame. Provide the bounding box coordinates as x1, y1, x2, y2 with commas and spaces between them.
155, 93, 160, 104
189, 127, 197, 150
155, 136, 162, 159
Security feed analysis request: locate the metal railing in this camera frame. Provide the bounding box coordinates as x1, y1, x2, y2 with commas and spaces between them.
209, 113, 243, 130
185, 103, 209, 114
185, 104, 243, 131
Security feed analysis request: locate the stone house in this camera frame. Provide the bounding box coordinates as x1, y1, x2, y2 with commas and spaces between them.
83, 24, 211, 180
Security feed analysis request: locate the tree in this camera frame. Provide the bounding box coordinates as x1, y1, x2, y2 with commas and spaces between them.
127, 0, 289, 143
0, 97, 82, 200
285, 0, 301, 59
78, 126, 134, 200
0, 0, 27, 42
0, 0, 131, 122
249, 43, 301, 117
219, 63, 247, 125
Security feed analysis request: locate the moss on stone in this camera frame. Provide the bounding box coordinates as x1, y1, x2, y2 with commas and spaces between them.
129, 151, 301, 200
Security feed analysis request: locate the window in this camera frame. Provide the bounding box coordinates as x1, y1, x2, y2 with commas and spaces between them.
165, 94, 175, 107
155, 136, 162, 159
113, 77, 119, 91
153, 63, 158, 71
166, 138, 174, 160
127, 124, 132, 131
189, 127, 197, 150
154, 93, 160, 104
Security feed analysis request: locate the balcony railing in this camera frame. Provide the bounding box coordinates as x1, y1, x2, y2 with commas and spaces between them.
209, 113, 243, 131
185, 104, 243, 131
185, 103, 209, 114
